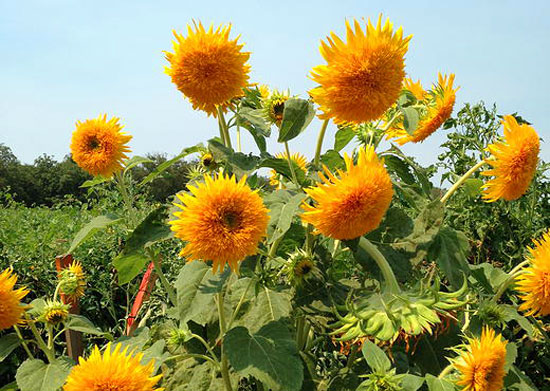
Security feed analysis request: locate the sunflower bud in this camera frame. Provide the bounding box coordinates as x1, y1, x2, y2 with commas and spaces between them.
261, 89, 290, 127
282, 249, 320, 286
59, 261, 86, 300
477, 300, 506, 328
167, 327, 192, 349
200, 152, 216, 170
41, 300, 70, 325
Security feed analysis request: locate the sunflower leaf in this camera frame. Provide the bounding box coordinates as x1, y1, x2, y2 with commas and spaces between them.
67, 213, 122, 254
401, 107, 419, 135
278, 98, 315, 142
16, 358, 72, 391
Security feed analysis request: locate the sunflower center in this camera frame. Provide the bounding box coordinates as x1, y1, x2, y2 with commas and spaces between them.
86, 136, 101, 151
272, 101, 286, 123
295, 261, 313, 277
92, 382, 132, 391
220, 210, 241, 230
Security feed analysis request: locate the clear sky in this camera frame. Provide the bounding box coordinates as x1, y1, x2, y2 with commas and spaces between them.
1, 0, 548, 167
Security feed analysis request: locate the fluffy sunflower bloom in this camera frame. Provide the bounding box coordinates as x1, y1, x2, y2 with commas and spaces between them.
454, 328, 507, 391
63, 343, 162, 391
309, 16, 411, 125
516, 230, 550, 316
403, 77, 426, 101
0, 268, 29, 331
59, 261, 86, 301
385, 73, 458, 145
481, 115, 540, 202
165, 21, 251, 116
261, 89, 290, 127
301, 145, 393, 240
70, 114, 132, 178
170, 173, 269, 273
41, 300, 70, 325
269, 152, 308, 187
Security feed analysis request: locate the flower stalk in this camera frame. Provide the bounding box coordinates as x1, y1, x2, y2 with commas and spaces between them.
440, 160, 486, 203
314, 119, 330, 167
358, 237, 400, 294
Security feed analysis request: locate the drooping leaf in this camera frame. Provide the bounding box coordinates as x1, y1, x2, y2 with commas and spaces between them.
140, 145, 202, 186
425, 374, 455, 391
224, 321, 303, 391
334, 126, 356, 152
401, 107, 419, 136
124, 156, 154, 173
80, 175, 109, 188
66, 314, 110, 337
0, 334, 20, 362
113, 206, 172, 284
428, 227, 471, 289
269, 193, 306, 244
209, 139, 261, 177
361, 340, 391, 372
278, 98, 315, 142
68, 213, 122, 254
16, 359, 72, 391
260, 157, 307, 184
401, 374, 425, 391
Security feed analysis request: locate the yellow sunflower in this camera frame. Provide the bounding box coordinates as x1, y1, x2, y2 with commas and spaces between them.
482, 115, 540, 202
403, 77, 426, 101
309, 16, 411, 125
269, 152, 308, 187
454, 327, 507, 391
301, 145, 393, 240
261, 89, 290, 127
516, 230, 550, 316
63, 343, 162, 391
70, 114, 132, 178
0, 268, 29, 331
59, 261, 86, 301
385, 73, 458, 145
170, 173, 269, 273
164, 21, 251, 116
41, 300, 70, 325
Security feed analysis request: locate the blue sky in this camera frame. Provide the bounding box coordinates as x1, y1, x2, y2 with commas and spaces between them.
1, 0, 548, 167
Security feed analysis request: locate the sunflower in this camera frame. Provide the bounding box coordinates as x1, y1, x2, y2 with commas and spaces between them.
385, 73, 458, 145
301, 145, 393, 240
309, 16, 411, 125
170, 173, 269, 273
165, 21, 251, 116
0, 268, 29, 331
516, 230, 550, 317
59, 261, 86, 301
41, 300, 70, 325
481, 115, 540, 202
261, 89, 290, 126
403, 77, 426, 101
454, 328, 507, 391
63, 343, 162, 391
281, 249, 321, 286
70, 114, 132, 178
269, 152, 308, 187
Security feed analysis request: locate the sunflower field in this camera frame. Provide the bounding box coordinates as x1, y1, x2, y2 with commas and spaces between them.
1, 15, 550, 391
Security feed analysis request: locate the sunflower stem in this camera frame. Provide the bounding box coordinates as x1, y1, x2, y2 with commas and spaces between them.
440, 160, 487, 204
28, 319, 55, 363
14, 325, 34, 359
148, 250, 177, 307
217, 290, 233, 391
164, 353, 219, 367
314, 119, 330, 167
284, 141, 300, 186
114, 170, 136, 226
53, 281, 62, 301
217, 106, 232, 149
438, 363, 454, 379
358, 237, 400, 294
381, 112, 402, 132
190, 333, 220, 364
491, 260, 529, 303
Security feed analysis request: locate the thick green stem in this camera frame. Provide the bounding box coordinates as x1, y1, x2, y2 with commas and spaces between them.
236, 127, 242, 152
217, 106, 232, 149
284, 141, 300, 186
438, 363, 454, 379
29, 321, 55, 363
492, 260, 529, 303
381, 112, 402, 132
190, 333, 219, 364
164, 353, 219, 367
440, 160, 486, 203
217, 291, 233, 391
314, 119, 330, 167
358, 237, 400, 294
53, 282, 62, 301
149, 251, 177, 307
14, 325, 34, 359
114, 170, 136, 226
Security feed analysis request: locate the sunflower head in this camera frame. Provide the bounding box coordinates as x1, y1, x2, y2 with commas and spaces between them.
41, 300, 70, 326
167, 327, 192, 350
385, 73, 458, 145
281, 249, 321, 286
70, 114, 132, 178
59, 261, 86, 301
309, 15, 411, 125
200, 152, 216, 170
477, 300, 507, 328
261, 89, 290, 126
170, 173, 269, 273
164, 21, 251, 117
481, 115, 540, 202
301, 145, 393, 240
454, 327, 508, 391
63, 342, 163, 391
269, 152, 308, 188
0, 268, 29, 331
516, 230, 550, 317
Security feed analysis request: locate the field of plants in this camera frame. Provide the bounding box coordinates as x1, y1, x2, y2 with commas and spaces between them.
1, 15, 549, 391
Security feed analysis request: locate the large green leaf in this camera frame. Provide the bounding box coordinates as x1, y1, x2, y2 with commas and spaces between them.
320, 149, 345, 171
425, 375, 455, 391
237, 107, 271, 152
401, 107, 419, 135
209, 139, 261, 177
139, 145, 202, 186
16, 358, 72, 391
361, 340, 391, 372
224, 321, 303, 391
278, 98, 315, 142
113, 206, 172, 284
68, 213, 122, 254
401, 374, 425, 391
260, 157, 307, 184
428, 227, 471, 289
175, 261, 230, 326
0, 334, 19, 362
268, 193, 306, 244
124, 155, 154, 173
66, 314, 110, 337
334, 125, 356, 152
